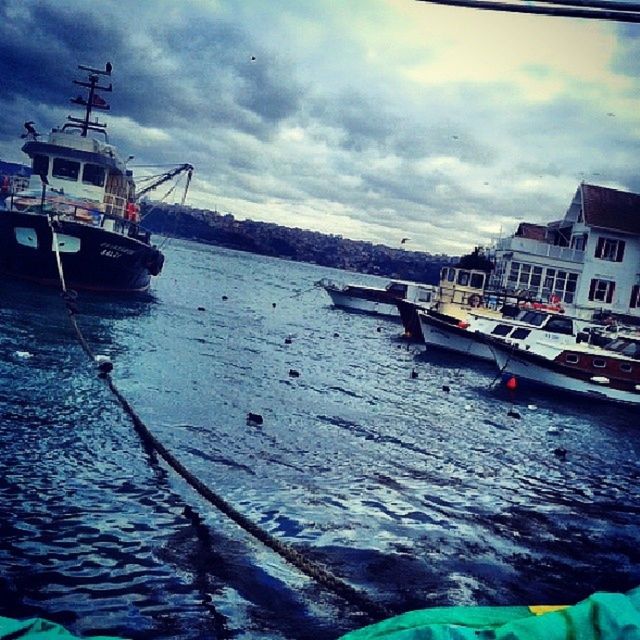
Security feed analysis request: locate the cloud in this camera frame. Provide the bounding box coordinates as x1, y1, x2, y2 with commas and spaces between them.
1, 0, 639, 254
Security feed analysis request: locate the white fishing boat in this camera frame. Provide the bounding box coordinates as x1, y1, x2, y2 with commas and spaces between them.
322, 278, 437, 318
486, 326, 640, 405
418, 306, 602, 361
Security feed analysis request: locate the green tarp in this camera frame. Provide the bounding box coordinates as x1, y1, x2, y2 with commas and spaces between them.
340, 587, 640, 639
0, 617, 125, 640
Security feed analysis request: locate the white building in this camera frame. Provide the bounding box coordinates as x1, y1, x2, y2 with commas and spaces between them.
492, 183, 640, 322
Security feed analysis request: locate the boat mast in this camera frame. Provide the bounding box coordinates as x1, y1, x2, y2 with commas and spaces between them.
68, 63, 112, 137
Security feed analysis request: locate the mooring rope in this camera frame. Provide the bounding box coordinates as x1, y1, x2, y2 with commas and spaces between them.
48, 224, 390, 622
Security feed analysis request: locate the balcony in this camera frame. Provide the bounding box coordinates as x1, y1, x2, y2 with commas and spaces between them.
495, 236, 584, 263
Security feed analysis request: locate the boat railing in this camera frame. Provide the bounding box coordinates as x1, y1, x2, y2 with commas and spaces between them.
495, 236, 585, 263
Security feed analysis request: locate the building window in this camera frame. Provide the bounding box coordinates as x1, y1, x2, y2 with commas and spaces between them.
595, 237, 625, 262
541, 269, 579, 304
630, 285, 640, 309
52, 158, 80, 181
588, 278, 615, 304
571, 233, 588, 251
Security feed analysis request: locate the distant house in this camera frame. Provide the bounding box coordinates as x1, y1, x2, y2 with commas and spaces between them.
492, 183, 640, 321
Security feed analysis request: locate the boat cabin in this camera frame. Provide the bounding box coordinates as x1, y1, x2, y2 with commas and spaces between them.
438, 266, 487, 308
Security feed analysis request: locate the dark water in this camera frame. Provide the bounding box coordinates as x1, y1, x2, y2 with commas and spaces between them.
1, 239, 639, 640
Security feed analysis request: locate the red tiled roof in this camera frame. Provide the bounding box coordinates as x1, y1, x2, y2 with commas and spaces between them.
515, 222, 547, 240
581, 183, 640, 235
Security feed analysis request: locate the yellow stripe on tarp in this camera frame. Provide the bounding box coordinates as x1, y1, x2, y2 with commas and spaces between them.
528, 605, 570, 616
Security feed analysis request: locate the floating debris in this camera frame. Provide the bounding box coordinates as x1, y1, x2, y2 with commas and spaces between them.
284, 337, 293, 345
547, 426, 561, 435
272, 302, 277, 308
94, 354, 111, 363
333, 332, 340, 338
553, 447, 568, 459
197, 306, 205, 311
376, 327, 382, 333
527, 404, 538, 410
288, 369, 300, 378
98, 361, 114, 375
222, 295, 228, 301
442, 384, 450, 393
507, 409, 521, 419
247, 412, 264, 426
410, 369, 418, 379
14, 350, 33, 359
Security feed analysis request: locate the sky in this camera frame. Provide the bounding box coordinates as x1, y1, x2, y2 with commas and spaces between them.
1, 0, 639, 255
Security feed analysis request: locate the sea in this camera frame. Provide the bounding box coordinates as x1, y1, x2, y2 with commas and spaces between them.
1, 238, 639, 640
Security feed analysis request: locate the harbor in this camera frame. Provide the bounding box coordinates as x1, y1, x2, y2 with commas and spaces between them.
1, 241, 639, 639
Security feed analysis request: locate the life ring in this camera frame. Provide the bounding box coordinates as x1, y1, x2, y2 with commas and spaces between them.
468, 294, 483, 308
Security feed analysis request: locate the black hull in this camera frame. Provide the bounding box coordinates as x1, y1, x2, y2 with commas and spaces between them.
396, 299, 425, 341
0, 212, 163, 293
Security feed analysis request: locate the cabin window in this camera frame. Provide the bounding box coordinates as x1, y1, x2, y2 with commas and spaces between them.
588, 279, 615, 304
519, 311, 546, 327
593, 358, 607, 368
565, 354, 579, 364
620, 363, 633, 373
630, 285, 640, 309
545, 317, 574, 335
491, 324, 512, 336
457, 271, 470, 286
82, 163, 106, 187
470, 273, 485, 289
52, 158, 80, 181
32, 154, 49, 178
595, 237, 625, 262
511, 328, 531, 340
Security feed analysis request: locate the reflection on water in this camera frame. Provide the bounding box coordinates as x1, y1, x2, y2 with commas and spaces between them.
1, 239, 639, 639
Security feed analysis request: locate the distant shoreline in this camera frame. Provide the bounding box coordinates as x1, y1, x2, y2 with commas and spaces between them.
141, 201, 457, 284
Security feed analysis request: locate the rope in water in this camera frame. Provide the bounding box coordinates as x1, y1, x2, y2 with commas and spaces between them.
48, 218, 390, 622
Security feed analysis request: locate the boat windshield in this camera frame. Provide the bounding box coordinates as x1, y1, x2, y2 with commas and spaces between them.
517, 310, 547, 327
605, 338, 640, 360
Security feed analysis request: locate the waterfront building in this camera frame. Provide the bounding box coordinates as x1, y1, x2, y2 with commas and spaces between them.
491, 183, 640, 322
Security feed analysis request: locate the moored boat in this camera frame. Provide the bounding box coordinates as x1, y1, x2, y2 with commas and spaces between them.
486, 326, 640, 404
322, 278, 437, 318
0, 63, 192, 293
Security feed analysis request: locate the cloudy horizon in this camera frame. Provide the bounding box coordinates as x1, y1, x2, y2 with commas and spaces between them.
1, 0, 639, 254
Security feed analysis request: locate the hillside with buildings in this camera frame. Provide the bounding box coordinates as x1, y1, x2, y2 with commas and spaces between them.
140, 202, 456, 283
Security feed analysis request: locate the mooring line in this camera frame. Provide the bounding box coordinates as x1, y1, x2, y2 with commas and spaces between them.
49, 225, 390, 622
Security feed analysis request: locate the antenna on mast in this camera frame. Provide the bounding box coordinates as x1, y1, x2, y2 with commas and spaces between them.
68, 62, 113, 137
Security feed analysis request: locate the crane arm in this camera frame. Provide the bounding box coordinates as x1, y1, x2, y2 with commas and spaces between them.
135, 163, 194, 201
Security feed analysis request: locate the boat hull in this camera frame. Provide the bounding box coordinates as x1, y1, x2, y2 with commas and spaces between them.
0, 211, 163, 293
491, 341, 640, 405
418, 311, 495, 360
324, 287, 400, 317
397, 299, 427, 341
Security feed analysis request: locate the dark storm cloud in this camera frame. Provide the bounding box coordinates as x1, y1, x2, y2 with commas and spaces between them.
0, 1, 304, 141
